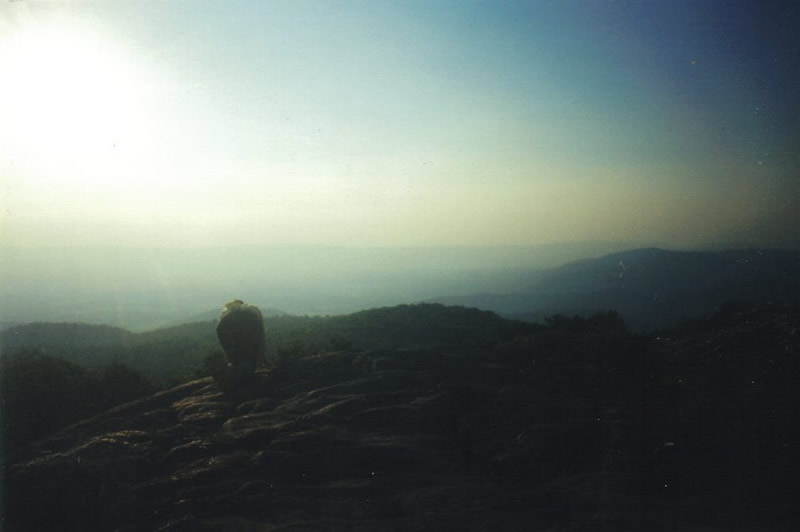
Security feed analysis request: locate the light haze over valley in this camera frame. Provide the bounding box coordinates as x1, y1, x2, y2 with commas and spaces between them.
0, 242, 635, 330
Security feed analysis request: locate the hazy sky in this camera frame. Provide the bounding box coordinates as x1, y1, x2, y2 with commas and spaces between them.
1, 0, 798, 249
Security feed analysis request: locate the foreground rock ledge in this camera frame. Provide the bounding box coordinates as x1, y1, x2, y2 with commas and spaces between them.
6, 348, 616, 531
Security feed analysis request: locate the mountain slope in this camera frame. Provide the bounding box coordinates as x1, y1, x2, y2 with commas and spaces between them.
433, 248, 800, 331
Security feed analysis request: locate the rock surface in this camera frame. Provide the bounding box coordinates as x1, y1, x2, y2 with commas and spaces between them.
6, 347, 617, 531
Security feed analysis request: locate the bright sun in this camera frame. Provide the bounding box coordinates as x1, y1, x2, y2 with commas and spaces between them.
0, 15, 153, 184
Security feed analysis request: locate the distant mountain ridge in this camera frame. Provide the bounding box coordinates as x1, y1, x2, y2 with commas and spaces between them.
431, 248, 800, 331
0, 322, 20, 333
161, 305, 288, 328
0, 322, 135, 352
0, 241, 641, 330
4, 247, 798, 348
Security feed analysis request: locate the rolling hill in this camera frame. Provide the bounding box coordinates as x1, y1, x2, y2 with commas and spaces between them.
0, 304, 535, 379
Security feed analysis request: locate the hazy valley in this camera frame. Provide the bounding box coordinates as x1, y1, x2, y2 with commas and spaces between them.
2, 244, 798, 334
0, 241, 637, 331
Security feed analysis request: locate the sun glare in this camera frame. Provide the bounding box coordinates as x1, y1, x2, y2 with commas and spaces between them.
0, 16, 153, 185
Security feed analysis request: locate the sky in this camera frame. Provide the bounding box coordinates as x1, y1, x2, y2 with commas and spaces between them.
1, 0, 798, 250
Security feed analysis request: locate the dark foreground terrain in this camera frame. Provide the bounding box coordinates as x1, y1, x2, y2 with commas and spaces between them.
4, 303, 800, 531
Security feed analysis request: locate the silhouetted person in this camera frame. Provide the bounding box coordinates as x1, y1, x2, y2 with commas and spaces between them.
216, 300, 266, 388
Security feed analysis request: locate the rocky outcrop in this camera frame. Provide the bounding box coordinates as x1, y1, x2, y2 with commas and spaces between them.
6, 348, 610, 531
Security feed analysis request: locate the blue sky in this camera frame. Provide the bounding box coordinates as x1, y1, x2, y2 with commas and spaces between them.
1, 0, 797, 249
